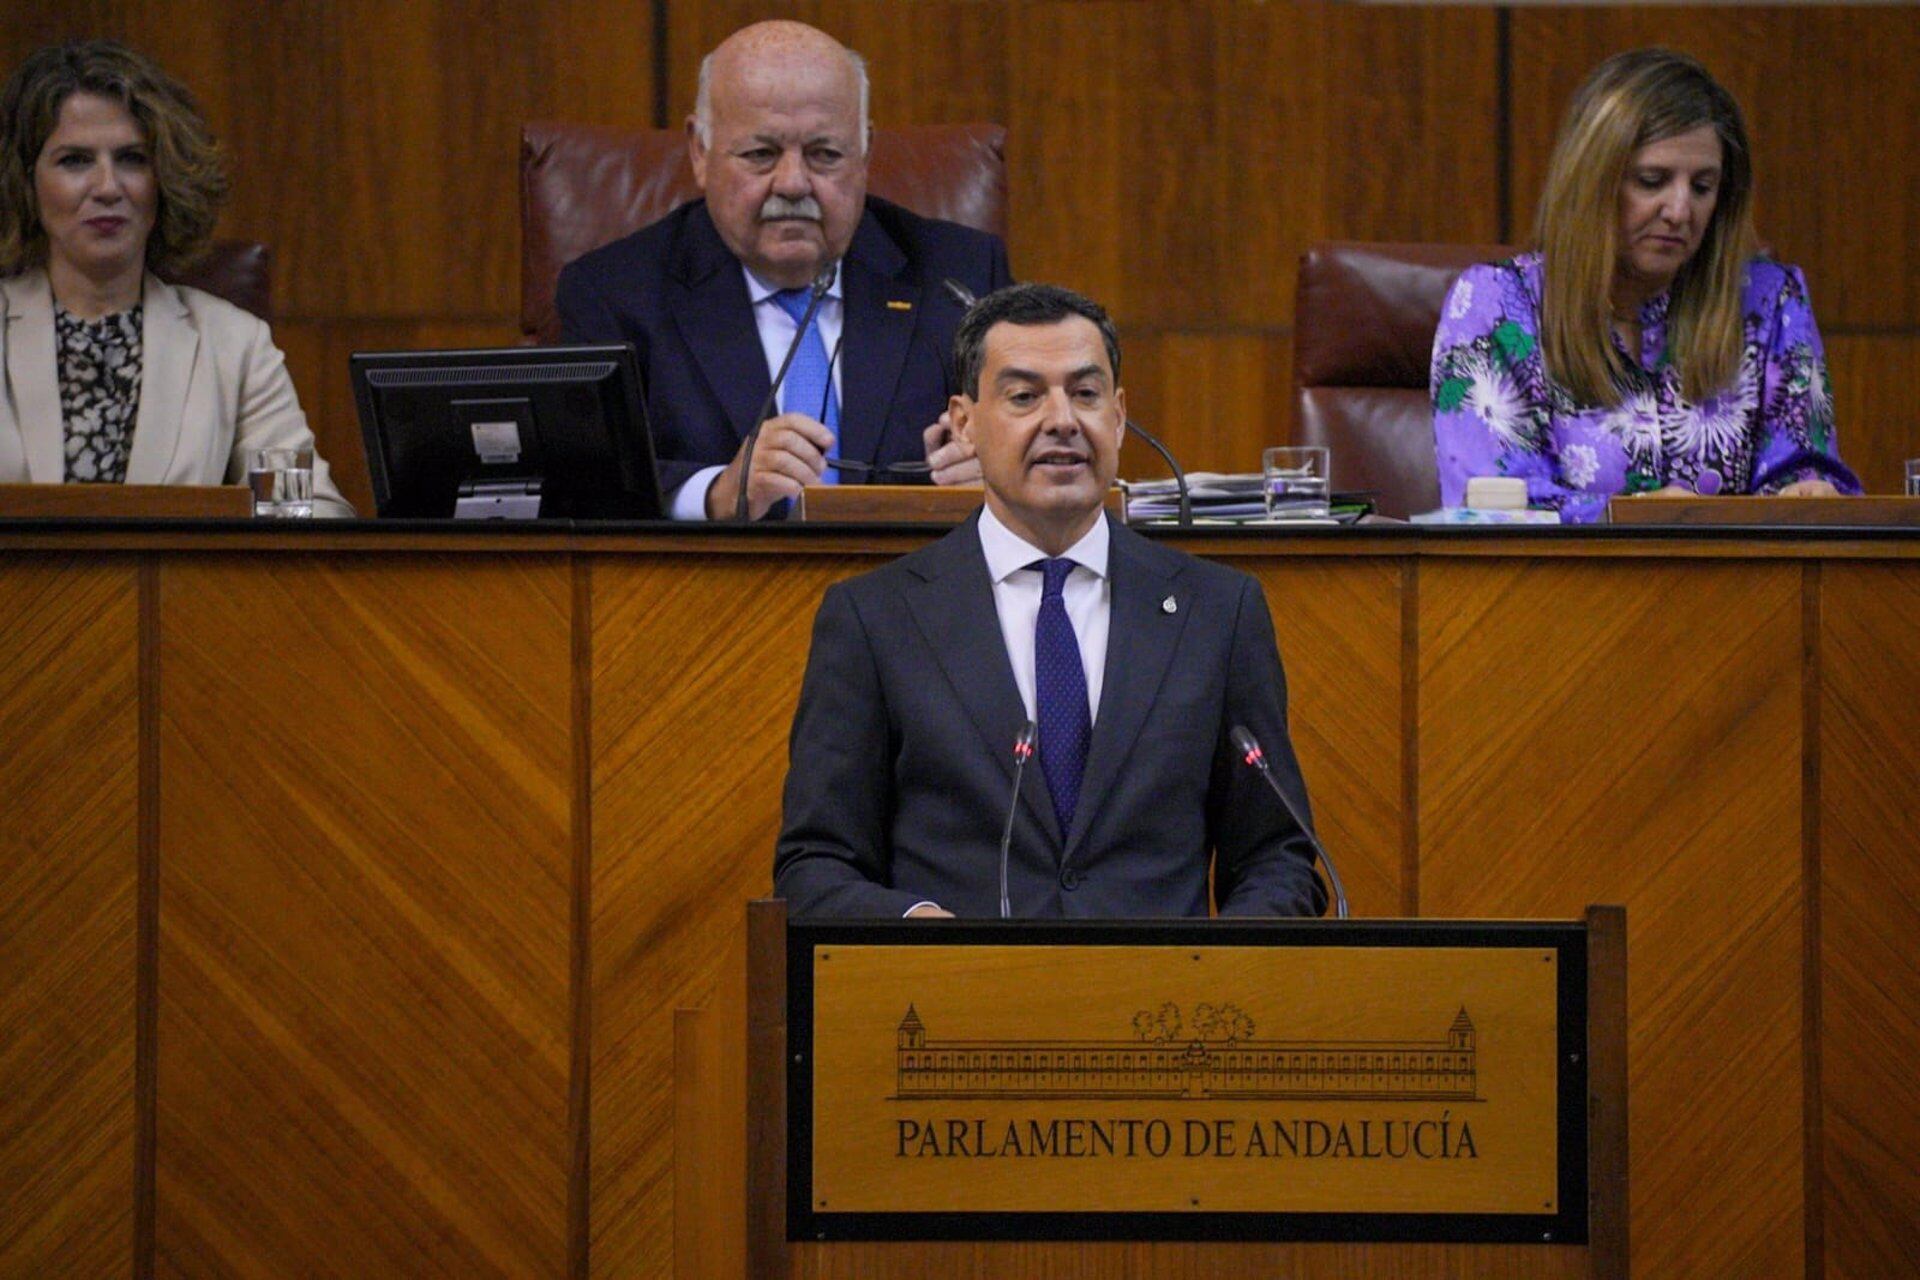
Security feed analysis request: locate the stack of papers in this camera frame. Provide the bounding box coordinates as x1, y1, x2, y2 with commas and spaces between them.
1125, 473, 1370, 526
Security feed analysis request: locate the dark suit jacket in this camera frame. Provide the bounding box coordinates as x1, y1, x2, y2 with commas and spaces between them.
555, 195, 1013, 496
775, 513, 1328, 919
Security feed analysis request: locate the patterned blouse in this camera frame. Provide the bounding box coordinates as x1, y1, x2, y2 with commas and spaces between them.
1429, 253, 1857, 523
56, 305, 143, 484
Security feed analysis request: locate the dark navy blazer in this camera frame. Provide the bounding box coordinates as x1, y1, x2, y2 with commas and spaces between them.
555, 195, 1012, 496
775, 513, 1329, 920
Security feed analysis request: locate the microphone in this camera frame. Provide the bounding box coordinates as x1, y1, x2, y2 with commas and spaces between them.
1228, 725, 1348, 919
735, 259, 838, 521
998, 721, 1038, 918
1124, 418, 1192, 528
941, 277, 977, 308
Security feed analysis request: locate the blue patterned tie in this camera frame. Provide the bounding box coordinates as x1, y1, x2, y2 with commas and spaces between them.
1032, 557, 1091, 836
770, 287, 840, 484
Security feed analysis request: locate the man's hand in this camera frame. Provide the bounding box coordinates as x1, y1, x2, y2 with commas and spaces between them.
905, 903, 954, 919
1778, 479, 1840, 498
922, 413, 981, 487
707, 413, 836, 519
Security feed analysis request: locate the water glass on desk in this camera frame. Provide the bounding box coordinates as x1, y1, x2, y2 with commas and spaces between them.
249, 446, 314, 518
1262, 446, 1330, 519
1907, 458, 1920, 497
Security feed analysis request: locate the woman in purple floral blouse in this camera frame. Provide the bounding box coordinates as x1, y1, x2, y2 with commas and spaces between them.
1430, 49, 1858, 523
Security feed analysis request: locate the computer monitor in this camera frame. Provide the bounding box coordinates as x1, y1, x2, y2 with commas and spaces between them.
351, 345, 662, 519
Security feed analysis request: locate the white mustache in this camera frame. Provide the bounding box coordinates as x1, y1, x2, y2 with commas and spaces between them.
759, 195, 823, 222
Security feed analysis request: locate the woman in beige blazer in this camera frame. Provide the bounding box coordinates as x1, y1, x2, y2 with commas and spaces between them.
0, 40, 350, 515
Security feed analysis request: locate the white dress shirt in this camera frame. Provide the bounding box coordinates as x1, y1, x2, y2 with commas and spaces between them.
905, 506, 1112, 916
670, 263, 846, 520
976, 503, 1111, 726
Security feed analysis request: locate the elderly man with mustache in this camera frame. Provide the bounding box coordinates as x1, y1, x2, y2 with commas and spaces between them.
557, 21, 1013, 519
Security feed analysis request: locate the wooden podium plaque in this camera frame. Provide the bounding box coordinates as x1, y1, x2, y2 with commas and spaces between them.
0, 482, 251, 519
749, 903, 1627, 1277
1606, 493, 1920, 526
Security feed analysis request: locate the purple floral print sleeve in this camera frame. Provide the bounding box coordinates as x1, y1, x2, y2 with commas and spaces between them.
1429, 253, 1857, 523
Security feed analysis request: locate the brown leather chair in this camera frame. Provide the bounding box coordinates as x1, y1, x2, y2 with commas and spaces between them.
519, 122, 1008, 344
166, 239, 272, 322
1294, 241, 1515, 518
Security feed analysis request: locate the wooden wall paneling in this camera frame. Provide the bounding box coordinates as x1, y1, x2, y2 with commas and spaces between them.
589, 555, 877, 1278
8, 1, 657, 320
1315, 5, 1505, 258
528, 0, 667, 133
1817, 563, 1920, 1276
1003, 1, 1501, 331
1005, 1, 1222, 325
1232, 557, 1404, 919
153, 555, 575, 1277
1418, 559, 1806, 1279
203, 2, 652, 320
0, 558, 140, 1278
1119, 332, 1293, 474
1249, 0, 1478, 302
1002, 1, 1498, 468
0, 7, 111, 66
664, 2, 1011, 132
1824, 335, 1920, 498
1778, 9, 1920, 330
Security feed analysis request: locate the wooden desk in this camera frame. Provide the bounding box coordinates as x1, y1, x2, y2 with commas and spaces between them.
3, 522, 1915, 1278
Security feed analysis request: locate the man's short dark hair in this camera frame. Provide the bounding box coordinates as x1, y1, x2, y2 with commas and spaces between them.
952, 283, 1122, 399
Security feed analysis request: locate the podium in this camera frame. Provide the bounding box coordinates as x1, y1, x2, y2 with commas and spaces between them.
746, 901, 1626, 1278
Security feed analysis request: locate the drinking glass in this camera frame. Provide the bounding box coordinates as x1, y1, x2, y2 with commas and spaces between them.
1906, 457, 1920, 497
1262, 446, 1331, 519
249, 446, 314, 518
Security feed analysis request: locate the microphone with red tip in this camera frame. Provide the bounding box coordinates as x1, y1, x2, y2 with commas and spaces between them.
1229, 725, 1348, 918
999, 721, 1038, 919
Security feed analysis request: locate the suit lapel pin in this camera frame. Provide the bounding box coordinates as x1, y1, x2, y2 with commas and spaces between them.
886, 299, 913, 311
1162, 596, 1178, 614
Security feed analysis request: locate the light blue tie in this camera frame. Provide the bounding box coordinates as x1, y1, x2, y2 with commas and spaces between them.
770, 287, 840, 485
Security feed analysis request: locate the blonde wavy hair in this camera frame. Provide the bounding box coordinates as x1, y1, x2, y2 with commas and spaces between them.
1534, 48, 1756, 406
0, 40, 229, 277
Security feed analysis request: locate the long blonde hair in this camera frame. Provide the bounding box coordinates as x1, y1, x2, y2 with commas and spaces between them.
1534, 49, 1756, 406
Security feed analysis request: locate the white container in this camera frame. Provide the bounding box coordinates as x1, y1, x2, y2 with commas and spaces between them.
1464, 476, 1528, 511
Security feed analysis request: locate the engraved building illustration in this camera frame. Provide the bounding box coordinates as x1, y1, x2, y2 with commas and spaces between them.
894, 1004, 1477, 1101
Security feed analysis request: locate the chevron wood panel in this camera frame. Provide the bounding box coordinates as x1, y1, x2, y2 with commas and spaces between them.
590, 555, 876, 1278
0, 558, 139, 1278
1230, 557, 1403, 916
1818, 564, 1920, 1276
1418, 560, 1805, 1279
153, 556, 575, 1277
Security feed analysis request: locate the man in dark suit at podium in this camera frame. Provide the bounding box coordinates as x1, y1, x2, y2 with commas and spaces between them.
555, 20, 1012, 519
776, 283, 1327, 919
